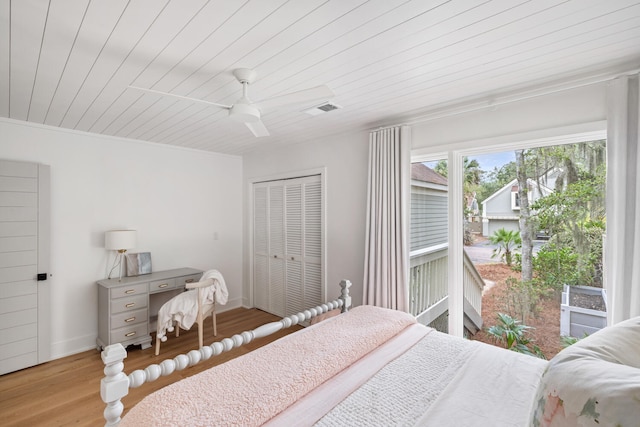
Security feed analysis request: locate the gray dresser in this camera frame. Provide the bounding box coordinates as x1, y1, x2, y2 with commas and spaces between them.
97, 267, 202, 350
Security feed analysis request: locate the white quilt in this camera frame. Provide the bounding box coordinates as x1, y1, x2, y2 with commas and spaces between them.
124, 306, 547, 427
272, 326, 547, 427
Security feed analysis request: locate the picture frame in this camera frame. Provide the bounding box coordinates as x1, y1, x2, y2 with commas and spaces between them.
125, 252, 152, 276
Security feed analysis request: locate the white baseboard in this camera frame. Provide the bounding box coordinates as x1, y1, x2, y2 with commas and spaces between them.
51, 333, 98, 360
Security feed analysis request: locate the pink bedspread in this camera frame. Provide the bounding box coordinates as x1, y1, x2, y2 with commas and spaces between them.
120, 305, 416, 427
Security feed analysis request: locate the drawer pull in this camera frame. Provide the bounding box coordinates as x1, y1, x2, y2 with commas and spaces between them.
125, 332, 136, 337
125, 289, 135, 294
185, 278, 195, 283
124, 317, 136, 323
159, 283, 169, 288
125, 303, 135, 308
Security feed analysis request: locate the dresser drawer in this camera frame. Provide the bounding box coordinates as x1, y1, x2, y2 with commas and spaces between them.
111, 308, 147, 329
111, 323, 148, 345
176, 274, 201, 288
111, 282, 148, 299
150, 278, 176, 293
110, 294, 147, 315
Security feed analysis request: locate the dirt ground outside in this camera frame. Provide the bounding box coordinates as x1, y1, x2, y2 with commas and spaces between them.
470, 262, 564, 359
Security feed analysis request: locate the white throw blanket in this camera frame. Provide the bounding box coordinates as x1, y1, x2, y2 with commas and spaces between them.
156, 269, 228, 342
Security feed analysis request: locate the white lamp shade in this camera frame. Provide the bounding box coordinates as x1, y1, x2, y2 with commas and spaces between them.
105, 230, 137, 250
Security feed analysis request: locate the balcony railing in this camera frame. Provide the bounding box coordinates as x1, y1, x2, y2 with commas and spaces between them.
409, 245, 485, 334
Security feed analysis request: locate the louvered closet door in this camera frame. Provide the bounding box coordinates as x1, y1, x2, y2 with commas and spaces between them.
284, 182, 305, 316
285, 176, 322, 316
302, 178, 322, 311
252, 175, 323, 318
0, 160, 50, 375
268, 185, 285, 316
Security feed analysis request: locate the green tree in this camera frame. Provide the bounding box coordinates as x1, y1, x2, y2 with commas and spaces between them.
489, 228, 522, 266
434, 159, 483, 245
463, 157, 482, 188
532, 174, 606, 286
434, 158, 482, 192
476, 161, 516, 204
529, 140, 606, 287
434, 159, 447, 178
516, 149, 534, 282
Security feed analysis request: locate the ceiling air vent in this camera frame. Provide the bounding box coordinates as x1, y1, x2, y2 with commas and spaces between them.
303, 101, 342, 116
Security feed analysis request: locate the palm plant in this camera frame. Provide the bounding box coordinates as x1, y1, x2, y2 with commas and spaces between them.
486, 313, 545, 359
489, 228, 522, 266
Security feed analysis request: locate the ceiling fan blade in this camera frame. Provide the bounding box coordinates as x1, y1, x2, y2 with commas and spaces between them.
258, 85, 335, 110
245, 120, 270, 137
128, 85, 232, 109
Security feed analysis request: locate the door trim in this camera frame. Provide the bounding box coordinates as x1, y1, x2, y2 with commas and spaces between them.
37, 164, 51, 362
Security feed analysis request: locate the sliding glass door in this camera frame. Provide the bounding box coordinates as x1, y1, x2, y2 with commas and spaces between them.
412, 131, 607, 360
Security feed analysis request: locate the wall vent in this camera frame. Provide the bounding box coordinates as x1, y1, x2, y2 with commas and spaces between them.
303, 101, 342, 116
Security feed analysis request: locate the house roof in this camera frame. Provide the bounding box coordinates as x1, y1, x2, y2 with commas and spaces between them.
411, 163, 448, 186
2, 3, 639, 156
481, 178, 553, 206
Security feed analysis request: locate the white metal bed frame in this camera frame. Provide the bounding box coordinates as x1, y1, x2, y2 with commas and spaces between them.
100, 280, 352, 426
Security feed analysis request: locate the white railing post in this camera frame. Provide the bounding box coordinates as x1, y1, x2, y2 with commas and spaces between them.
101, 344, 129, 427
339, 279, 352, 312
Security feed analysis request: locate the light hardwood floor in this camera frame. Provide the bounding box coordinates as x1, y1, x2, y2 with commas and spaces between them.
0, 308, 301, 426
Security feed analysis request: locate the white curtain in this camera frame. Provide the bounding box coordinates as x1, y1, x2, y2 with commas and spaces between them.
605, 73, 640, 325
363, 125, 410, 311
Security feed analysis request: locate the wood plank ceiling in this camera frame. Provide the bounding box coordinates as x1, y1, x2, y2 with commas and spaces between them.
2, 0, 640, 156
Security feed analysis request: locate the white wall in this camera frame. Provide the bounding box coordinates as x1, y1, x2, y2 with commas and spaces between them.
412, 82, 607, 152
0, 118, 243, 359
243, 130, 369, 307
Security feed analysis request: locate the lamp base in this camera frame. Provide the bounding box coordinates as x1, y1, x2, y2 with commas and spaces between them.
107, 250, 128, 281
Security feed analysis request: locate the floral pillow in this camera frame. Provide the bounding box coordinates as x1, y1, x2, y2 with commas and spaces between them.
530, 316, 640, 427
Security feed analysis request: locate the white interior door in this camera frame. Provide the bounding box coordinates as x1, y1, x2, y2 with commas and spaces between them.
0, 159, 50, 375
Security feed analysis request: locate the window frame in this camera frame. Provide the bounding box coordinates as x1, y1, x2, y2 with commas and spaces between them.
511, 190, 520, 210
412, 126, 607, 337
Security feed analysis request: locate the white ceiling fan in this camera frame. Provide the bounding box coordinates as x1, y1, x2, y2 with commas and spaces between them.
129, 68, 335, 137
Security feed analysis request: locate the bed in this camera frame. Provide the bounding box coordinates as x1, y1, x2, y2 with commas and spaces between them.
100, 280, 640, 427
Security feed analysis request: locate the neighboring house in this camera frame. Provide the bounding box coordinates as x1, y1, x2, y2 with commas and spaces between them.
481, 178, 553, 237
410, 163, 448, 252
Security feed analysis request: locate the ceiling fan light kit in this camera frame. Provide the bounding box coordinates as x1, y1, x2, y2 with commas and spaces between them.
229, 103, 261, 122
129, 68, 334, 138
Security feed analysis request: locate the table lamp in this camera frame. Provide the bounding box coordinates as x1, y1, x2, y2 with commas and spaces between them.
105, 230, 137, 281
